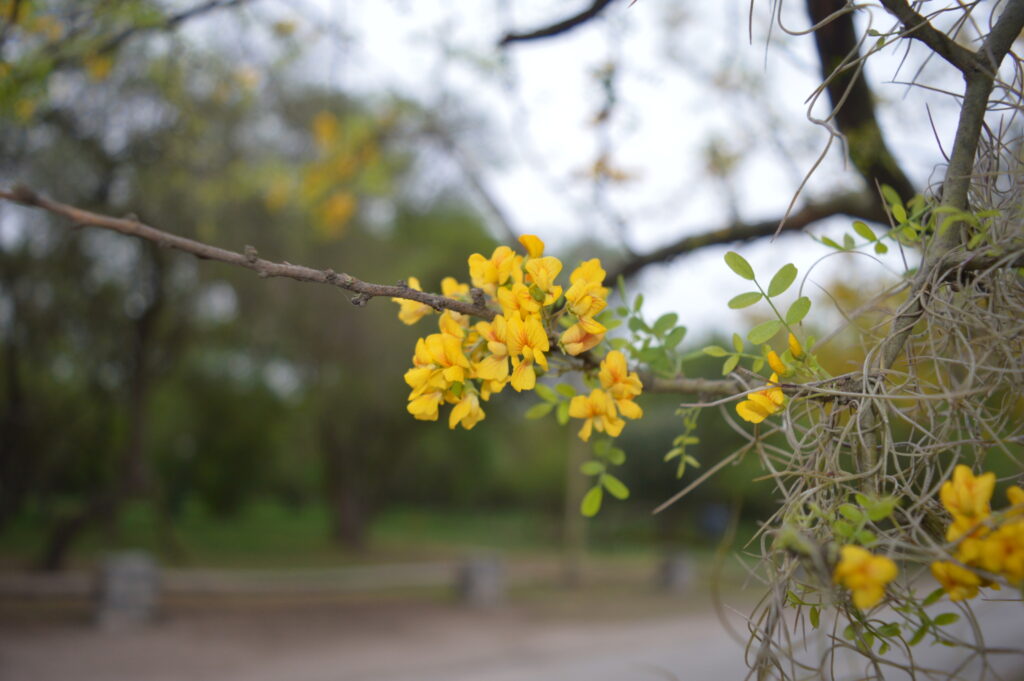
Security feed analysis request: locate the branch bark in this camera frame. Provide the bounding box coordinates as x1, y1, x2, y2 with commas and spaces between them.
499, 0, 617, 46
607, 190, 885, 281
0, 186, 498, 320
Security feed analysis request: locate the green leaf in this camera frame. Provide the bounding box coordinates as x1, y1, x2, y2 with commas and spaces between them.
627, 317, 650, 333
922, 587, 945, 607
581, 486, 603, 517
722, 353, 740, 375
867, 498, 897, 521
855, 529, 877, 546
852, 221, 876, 241
665, 326, 687, 348
633, 293, 644, 312
809, 606, 820, 629
724, 251, 755, 280
878, 642, 890, 655
838, 504, 864, 523
653, 312, 679, 336
606, 447, 626, 465
767, 264, 797, 297
728, 291, 763, 309
877, 623, 900, 637
909, 623, 929, 646
843, 624, 857, 640
534, 384, 557, 403
580, 461, 605, 476
703, 345, 728, 357
732, 333, 744, 352
556, 400, 570, 425
821, 236, 842, 250
843, 233, 855, 250
892, 203, 907, 223
601, 473, 630, 500
615, 306, 629, 316
556, 384, 577, 398
664, 447, 683, 462
833, 519, 854, 537
880, 184, 902, 209
873, 241, 888, 255
786, 297, 811, 325
525, 402, 554, 419
748, 320, 783, 345
933, 613, 960, 626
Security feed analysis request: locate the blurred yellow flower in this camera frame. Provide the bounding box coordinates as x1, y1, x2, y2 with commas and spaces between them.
392, 277, 432, 326
736, 373, 784, 424
833, 545, 898, 610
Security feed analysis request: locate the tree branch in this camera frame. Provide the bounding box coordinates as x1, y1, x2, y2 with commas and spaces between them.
498, 0, 616, 46
805, 0, 917, 202
0, 186, 497, 320
877, 0, 977, 74
607, 190, 884, 281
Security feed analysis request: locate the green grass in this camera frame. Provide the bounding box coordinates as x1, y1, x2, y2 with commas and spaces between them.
0, 500, 745, 570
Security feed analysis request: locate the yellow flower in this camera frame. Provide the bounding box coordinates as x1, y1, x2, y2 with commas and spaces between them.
497, 282, 541, 320
393, 277, 432, 325
735, 373, 785, 424
940, 465, 995, 540
468, 246, 517, 295
518, 234, 545, 259
568, 389, 625, 442
977, 523, 1024, 583
564, 258, 608, 320
524, 256, 563, 303
766, 350, 788, 376
473, 316, 510, 383
449, 392, 485, 430
930, 561, 982, 602
833, 545, 898, 610
598, 350, 643, 419
441, 276, 469, 299
424, 333, 471, 383
407, 389, 444, 421
1006, 485, 1024, 517
788, 332, 803, 359
506, 315, 549, 391
560, 322, 605, 356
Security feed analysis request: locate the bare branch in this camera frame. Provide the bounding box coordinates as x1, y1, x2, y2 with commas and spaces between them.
877, 0, 978, 74
607, 191, 884, 281
498, 0, 616, 46
0, 186, 497, 320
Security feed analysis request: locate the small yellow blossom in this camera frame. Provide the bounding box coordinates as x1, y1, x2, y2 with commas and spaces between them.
393, 277, 432, 325
518, 234, 545, 259
788, 333, 803, 359
930, 561, 982, 602
735, 373, 785, 424
449, 392, 485, 430
766, 350, 788, 376
568, 389, 625, 442
468, 246, 517, 295
498, 282, 542, 320
833, 545, 898, 610
473, 316, 510, 383
940, 465, 995, 540
524, 256, 563, 303
560, 322, 605, 356
598, 350, 643, 419
506, 315, 549, 391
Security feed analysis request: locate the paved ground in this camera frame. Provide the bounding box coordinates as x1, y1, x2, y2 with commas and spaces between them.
1, 592, 1021, 681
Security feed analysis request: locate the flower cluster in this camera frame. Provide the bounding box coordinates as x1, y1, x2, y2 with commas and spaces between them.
930, 465, 1024, 601
735, 373, 785, 424
568, 350, 643, 442
833, 545, 899, 610
394, 235, 628, 432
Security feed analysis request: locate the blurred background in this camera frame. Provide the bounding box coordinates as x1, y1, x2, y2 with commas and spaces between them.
0, 1, 980, 679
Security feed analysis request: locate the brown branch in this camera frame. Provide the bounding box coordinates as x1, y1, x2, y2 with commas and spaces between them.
499, 0, 616, 46
608, 191, 884, 281
645, 374, 741, 396
877, 0, 977, 74
0, 186, 497, 320
805, 0, 917, 202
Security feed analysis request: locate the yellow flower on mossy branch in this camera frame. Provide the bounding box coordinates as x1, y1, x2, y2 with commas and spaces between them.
392, 277, 432, 325
735, 373, 785, 424
524, 256, 564, 304
930, 561, 982, 602
766, 350, 788, 377
568, 389, 624, 442
468, 245, 518, 296
940, 465, 995, 541
560, 322, 604, 356
833, 545, 898, 610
